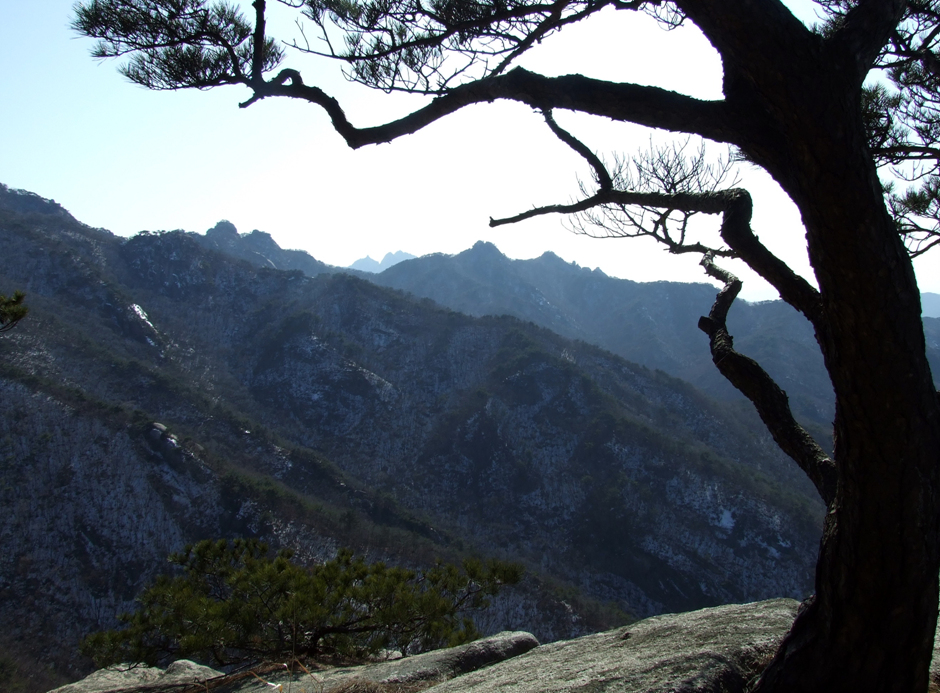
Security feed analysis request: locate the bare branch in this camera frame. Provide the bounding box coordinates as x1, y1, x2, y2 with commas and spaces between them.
299, 0, 630, 93
541, 108, 611, 191
697, 253, 837, 507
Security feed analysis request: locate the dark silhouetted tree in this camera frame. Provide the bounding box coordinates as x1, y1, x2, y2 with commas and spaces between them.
73, 2, 940, 690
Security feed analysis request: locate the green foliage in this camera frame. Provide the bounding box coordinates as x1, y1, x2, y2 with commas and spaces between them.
73, 0, 283, 91
0, 291, 27, 333
81, 539, 522, 668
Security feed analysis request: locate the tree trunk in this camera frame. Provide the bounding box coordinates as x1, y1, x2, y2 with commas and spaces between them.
750, 69, 940, 693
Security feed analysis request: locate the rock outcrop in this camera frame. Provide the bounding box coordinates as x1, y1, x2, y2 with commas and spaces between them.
425, 599, 799, 693
49, 601, 801, 693
45, 598, 940, 693
48, 660, 224, 693
240, 630, 540, 692
48, 631, 539, 693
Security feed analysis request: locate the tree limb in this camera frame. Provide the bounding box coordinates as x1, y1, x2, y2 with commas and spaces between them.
244, 67, 735, 148
484, 131, 834, 503
698, 253, 837, 507
541, 108, 612, 191
251, 0, 266, 86
827, 0, 908, 82
713, 189, 824, 327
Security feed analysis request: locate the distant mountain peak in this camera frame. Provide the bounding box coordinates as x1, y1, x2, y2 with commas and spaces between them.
469, 240, 503, 254
349, 250, 416, 273
458, 241, 509, 267
207, 220, 239, 240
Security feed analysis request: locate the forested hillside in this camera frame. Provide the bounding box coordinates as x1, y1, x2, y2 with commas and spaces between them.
0, 184, 823, 689
372, 242, 940, 431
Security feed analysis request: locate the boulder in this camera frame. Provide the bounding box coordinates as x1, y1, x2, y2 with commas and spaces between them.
47, 660, 223, 693
424, 599, 800, 693
222, 630, 540, 692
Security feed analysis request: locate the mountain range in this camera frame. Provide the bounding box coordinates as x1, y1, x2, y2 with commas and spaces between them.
368, 241, 940, 432
0, 183, 889, 691
180, 230, 940, 433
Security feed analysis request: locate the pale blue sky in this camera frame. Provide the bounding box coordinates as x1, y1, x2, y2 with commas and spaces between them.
2, 1, 937, 302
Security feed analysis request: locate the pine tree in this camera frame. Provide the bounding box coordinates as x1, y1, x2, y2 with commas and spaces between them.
0, 291, 27, 334
81, 539, 522, 668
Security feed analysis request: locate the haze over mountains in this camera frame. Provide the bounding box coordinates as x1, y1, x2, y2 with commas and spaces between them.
1, 183, 935, 690
349, 250, 417, 273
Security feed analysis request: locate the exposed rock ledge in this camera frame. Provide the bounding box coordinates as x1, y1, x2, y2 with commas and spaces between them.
51, 598, 940, 693
48, 630, 540, 693
427, 598, 798, 693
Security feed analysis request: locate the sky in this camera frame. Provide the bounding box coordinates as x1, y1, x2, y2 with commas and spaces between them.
2, 1, 938, 302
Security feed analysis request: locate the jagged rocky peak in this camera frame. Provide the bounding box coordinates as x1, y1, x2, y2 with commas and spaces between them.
206, 219, 239, 240
535, 250, 564, 263
349, 250, 417, 273
533, 250, 607, 275
466, 240, 505, 258
243, 229, 280, 253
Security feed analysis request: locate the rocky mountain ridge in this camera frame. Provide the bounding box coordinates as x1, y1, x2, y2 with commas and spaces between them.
179, 228, 940, 430
1, 184, 821, 691
371, 241, 940, 430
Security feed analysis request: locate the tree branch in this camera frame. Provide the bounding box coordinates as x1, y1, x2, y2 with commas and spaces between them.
714, 189, 824, 326
251, 0, 266, 86
697, 253, 837, 507
245, 67, 735, 148
827, 0, 907, 81
487, 144, 832, 497
541, 108, 612, 191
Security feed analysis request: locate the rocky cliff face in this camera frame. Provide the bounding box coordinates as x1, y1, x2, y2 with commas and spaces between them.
0, 184, 823, 689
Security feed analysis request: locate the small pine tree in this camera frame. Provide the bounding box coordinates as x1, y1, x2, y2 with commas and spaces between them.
81, 539, 522, 668
0, 291, 27, 333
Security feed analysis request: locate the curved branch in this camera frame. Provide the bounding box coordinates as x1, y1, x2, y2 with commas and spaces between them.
697, 253, 837, 507
490, 190, 611, 226
245, 66, 735, 148
488, 1, 600, 78
541, 108, 612, 191
714, 190, 824, 326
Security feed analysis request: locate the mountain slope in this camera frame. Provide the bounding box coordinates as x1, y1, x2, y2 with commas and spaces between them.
0, 184, 822, 686
161, 228, 939, 429
371, 242, 940, 429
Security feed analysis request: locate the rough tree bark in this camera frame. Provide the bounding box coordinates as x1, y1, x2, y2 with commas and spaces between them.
705, 5, 940, 689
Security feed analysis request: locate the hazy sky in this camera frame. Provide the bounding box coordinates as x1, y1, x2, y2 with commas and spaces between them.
2, 1, 938, 302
